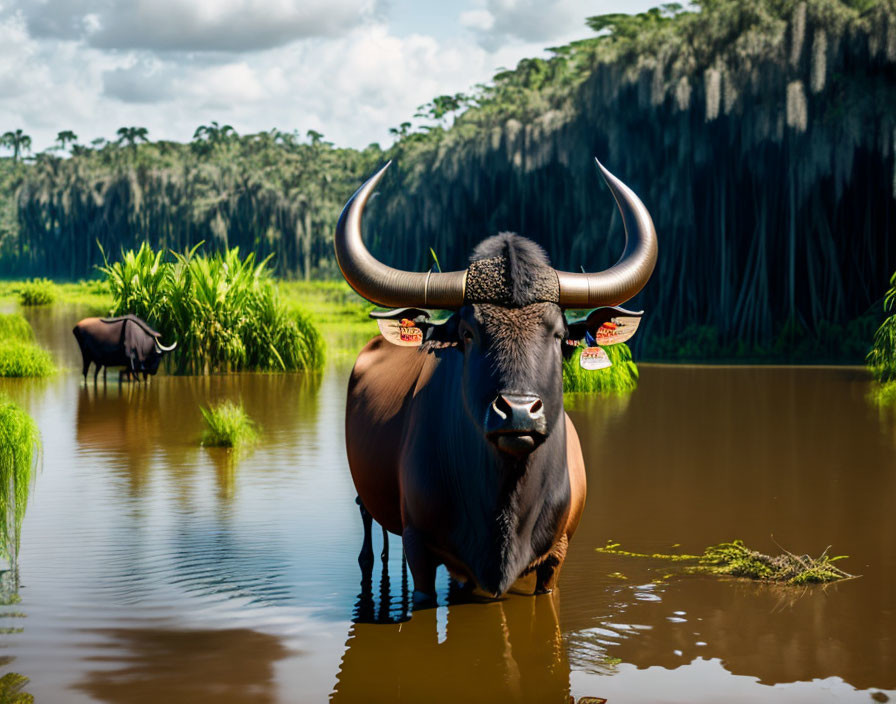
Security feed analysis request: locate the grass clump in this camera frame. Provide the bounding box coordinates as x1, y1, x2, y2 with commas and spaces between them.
100, 243, 325, 374
16, 278, 57, 306
200, 401, 258, 449
0, 340, 55, 378
0, 314, 32, 343
0, 396, 40, 566
0, 672, 34, 704
868, 270, 896, 383
596, 539, 855, 585
563, 343, 638, 394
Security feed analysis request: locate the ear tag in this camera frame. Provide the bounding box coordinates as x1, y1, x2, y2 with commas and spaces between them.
594, 316, 641, 346
580, 345, 612, 370
378, 318, 424, 347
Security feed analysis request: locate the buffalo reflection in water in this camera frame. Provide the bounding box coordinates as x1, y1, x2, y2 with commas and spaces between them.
332, 555, 572, 703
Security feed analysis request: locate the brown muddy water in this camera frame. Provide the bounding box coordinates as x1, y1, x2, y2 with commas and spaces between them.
1, 305, 894, 703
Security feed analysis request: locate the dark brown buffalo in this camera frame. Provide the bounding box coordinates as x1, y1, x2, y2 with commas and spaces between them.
73, 314, 176, 383
336, 160, 657, 601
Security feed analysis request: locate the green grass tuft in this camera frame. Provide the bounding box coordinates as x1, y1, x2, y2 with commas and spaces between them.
200, 401, 258, 449
0, 671, 34, 704
0, 340, 55, 377
0, 313, 33, 342
868, 269, 896, 382
596, 539, 856, 585
563, 343, 639, 394
0, 396, 40, 565
16, 278, 57, 306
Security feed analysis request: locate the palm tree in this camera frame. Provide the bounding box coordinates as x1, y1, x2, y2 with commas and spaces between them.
56, 130, 78, 151
116, 126, 149, 156
1, 129, 32, 162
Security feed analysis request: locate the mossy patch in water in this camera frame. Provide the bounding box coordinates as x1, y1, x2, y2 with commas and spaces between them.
596, 539, 856, 585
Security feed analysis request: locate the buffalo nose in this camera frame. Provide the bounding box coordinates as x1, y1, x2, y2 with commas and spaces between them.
485, 394, 547, 457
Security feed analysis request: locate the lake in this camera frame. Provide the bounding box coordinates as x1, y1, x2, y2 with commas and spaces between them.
1, 305, 894, 703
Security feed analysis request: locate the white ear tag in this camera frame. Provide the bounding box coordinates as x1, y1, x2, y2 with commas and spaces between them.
594, 316, 641, 346
377, 318, 424, 346
580, 346, 612, 370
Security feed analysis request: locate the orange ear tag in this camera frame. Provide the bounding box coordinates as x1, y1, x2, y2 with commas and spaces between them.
594, 316, 641, 346
378, 319, 424, 347
579, 346, 612, 370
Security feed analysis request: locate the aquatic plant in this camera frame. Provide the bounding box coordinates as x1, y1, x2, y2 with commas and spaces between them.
200, 401, 258, 449
0, 340, 55, 378
596, 539, 856, 584
563, 343, 638, 394
16, 278, 56, 306
0, 313, 32, 343
868, 270, 896, 383
0, 672, 34, 704
100, 243, 325, 374
0, 396, 40, 567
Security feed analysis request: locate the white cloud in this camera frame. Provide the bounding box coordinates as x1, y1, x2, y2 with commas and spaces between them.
21, 0, 379, 52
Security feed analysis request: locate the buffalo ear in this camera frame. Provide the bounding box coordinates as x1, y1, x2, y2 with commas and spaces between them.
565, 306, 644, 345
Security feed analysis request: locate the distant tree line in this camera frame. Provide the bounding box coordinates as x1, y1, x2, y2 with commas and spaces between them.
2, 0, 895, 361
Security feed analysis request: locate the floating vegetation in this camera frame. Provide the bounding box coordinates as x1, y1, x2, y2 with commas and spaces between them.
200, 401, 258, 450
16, 278, 56, 306
100, 243, 325, 374
0, 314, 32, 343
596, 539, 856, 585
0, 340, 55, 378
0, 396, 40, 569
563, 343, 638, 394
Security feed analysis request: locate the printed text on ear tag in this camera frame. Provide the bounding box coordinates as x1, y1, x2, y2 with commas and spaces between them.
377, 318, 423, 346
580, 346, 612, 370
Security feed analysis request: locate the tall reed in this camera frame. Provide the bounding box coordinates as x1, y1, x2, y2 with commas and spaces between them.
0, 396, 40, 568
100, 243, 325, 374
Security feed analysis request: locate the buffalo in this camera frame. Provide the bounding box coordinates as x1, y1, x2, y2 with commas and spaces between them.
337, 160, 657, 602
73, 314, 177, 383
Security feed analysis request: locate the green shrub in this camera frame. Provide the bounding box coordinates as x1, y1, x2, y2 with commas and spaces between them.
868, 270, 896, 382
100, 243, 325, 374
0, 340, 55, 377
0, 396, 40, 564
563, 343, 638, 394
0, 313, 32, 342
16, 278, 57, 306
200, 401, 258, 449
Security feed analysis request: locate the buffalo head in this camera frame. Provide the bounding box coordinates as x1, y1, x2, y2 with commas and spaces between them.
336, 161, 657, 461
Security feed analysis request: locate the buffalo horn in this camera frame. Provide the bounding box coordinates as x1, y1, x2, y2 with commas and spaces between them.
334, 161, 466, 308
155, 339, 177, 353
555, 160, 658, 307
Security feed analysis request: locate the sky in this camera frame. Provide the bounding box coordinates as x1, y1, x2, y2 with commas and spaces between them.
0, 0, 658, 153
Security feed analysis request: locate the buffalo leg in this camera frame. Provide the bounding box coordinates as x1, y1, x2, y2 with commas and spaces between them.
381, 525, 389, 561
402, 524, 437, 604
356, 496, 374, 571
534, 534, 569, 595
93, 364, 101, 385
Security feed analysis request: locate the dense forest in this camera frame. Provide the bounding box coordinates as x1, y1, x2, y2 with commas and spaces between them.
2, 0, 895, 359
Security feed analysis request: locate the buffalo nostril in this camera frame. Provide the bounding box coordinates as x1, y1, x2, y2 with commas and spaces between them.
529, 399, 543, 416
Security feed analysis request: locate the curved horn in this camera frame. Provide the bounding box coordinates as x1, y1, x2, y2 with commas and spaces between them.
334, 161, 466, 308
155, 339, 177, 353
556, 159, 658, 307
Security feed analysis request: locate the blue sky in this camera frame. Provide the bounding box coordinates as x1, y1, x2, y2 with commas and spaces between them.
0, 1, 658, 152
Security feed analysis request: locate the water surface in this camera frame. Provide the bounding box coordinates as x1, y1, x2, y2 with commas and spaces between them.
1, 305, 894, 703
